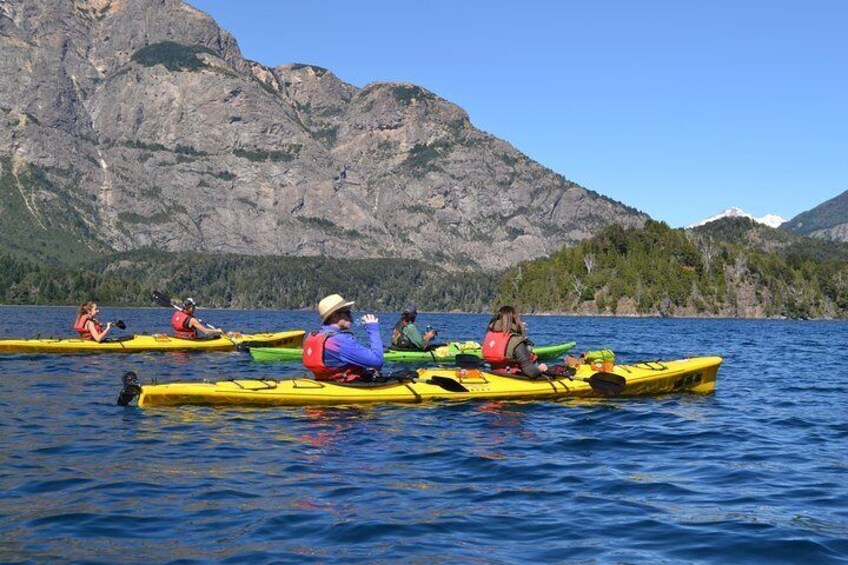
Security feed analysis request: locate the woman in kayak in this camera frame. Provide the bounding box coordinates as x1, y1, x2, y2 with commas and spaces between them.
482, 306, 548, 378
390, 305, 437, 351
73, 301, 112, 342
171, 298, 223, 339
303, 293, 384, 382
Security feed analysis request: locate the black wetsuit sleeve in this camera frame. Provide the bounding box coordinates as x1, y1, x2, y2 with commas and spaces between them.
514, 341, 542, 378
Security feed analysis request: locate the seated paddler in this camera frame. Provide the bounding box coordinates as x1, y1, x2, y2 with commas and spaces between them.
390, 305, 437, 351
73, 301, 112, 343
481, 305, 549, 378
303, 293, 384, 382
171, 298, 223, 339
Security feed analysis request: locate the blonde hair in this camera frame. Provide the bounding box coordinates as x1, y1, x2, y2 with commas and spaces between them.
77, 301, 96, 319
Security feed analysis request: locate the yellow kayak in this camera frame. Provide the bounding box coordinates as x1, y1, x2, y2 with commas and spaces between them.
125, 356, 722, 408
0, 330, 304, 353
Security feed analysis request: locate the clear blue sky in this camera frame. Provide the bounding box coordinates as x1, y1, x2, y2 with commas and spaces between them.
187, 0, 847, 227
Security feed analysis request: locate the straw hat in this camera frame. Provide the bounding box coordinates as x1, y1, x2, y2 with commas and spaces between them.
318, 293, 355, 322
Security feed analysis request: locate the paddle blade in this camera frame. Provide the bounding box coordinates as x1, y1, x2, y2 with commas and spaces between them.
586, 372, 626, 396
117, 371, 141, 406
427, 376, 470, 393
455, 354, 483, 369
114, 320, 127, 330
151, 290, 174, 308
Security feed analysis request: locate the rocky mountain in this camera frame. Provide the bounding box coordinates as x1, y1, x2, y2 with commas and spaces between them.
0, 0, 646, 270
689, 207, 785, 229
782, 190, 848, 242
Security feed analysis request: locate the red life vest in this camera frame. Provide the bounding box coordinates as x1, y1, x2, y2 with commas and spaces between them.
171, 310, 197, 339
482, 330, 536, 374
74, 315, 102, 341
302, 330, 366, 382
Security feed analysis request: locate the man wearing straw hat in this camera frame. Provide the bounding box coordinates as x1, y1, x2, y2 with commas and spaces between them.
302, 293, 384, 382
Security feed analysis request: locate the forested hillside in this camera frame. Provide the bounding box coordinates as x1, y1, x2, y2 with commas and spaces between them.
4, 220, 848, 319
496, 219, 848, 319
0, 250, 496, 312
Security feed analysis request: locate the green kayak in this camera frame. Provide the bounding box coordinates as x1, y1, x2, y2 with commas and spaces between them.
249, 340, 577, 364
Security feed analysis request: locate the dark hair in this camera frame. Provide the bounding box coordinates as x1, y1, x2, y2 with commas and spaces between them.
327, 308, 352, 325
487, 305, 524, 335
401, 311, 416, 323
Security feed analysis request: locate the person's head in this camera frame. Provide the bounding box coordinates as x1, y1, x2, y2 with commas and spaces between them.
318, 294, 356, 328
401, 304, 417, 323
488, 305, 525, 335
78, 301, 98, 318
183, 297, 196, 313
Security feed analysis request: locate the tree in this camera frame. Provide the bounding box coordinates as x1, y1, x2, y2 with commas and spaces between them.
583, 253, 596, 274
698, 236, 717, 278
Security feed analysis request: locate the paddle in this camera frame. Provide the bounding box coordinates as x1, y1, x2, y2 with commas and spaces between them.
150, 290, 232, 342
113, 320, 127, 330
581, 371, 626, 396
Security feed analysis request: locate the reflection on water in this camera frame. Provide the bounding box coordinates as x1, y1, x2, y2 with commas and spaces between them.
0, 307, 847, 562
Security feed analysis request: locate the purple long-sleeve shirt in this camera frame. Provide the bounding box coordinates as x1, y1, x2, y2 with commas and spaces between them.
322, 322, 384, 370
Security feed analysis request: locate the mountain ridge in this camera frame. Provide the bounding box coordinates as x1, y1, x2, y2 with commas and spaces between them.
783, 189, 848, 242
0, 0, 647, 270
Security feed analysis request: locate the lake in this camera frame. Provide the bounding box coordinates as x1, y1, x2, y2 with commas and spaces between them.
0, 306, 846, 563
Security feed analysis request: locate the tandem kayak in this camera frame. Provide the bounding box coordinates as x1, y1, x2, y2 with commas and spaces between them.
0, 330, 305, 354
248, 340, 577, 363
121, 356, 722, 408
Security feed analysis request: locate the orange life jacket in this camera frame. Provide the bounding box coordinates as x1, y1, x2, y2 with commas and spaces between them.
171, 310, 197, 339
482, 330, 536, 374
302, 330, 366, 382
74, 315, 102, 341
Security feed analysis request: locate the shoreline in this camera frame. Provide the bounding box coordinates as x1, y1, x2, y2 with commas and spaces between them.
0, 303, 838, 320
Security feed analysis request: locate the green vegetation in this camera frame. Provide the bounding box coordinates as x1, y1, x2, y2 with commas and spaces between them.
0, 249, 497, 311
496, 219, 848, 319
0, 157, 106, 265
120, 140, 168, 152
175, 144, 208, 156
403, 140, 452, 177
233, 145, 301, 163
210, 170, 236, 181
295, 217, 364, 239
313, 126, 339, 146
391, 85, 436, 105
139, 185, 163, 199
401, 204, 431, 215
131, 42, 215, 72
117, 211, 172, 224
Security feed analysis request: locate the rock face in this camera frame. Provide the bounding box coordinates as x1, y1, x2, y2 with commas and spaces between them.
783, 190, 848, 243
0, 0, 647, 269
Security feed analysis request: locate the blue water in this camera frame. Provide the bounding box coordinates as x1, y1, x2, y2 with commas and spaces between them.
1, 306, 847, 564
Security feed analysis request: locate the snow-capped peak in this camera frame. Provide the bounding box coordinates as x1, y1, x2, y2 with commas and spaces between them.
688, 207, 786, 229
